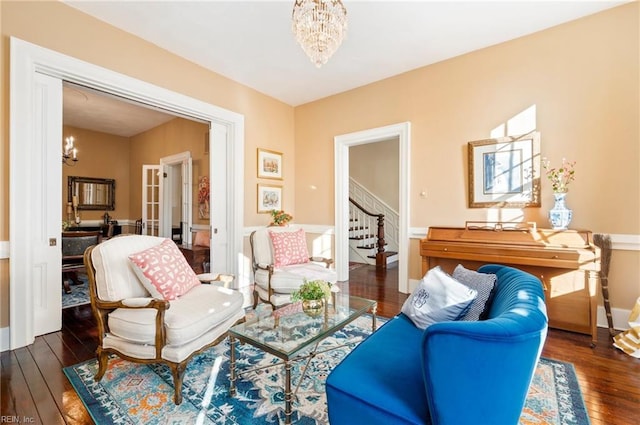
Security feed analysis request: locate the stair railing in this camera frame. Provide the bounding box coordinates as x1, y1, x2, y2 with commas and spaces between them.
349, 197, 387, 267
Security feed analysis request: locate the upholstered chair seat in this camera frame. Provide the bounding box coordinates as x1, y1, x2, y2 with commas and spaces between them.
105, 284, 243, 361
250, 226, 337, 307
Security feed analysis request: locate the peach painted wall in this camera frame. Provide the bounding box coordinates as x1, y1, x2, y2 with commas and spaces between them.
129, 117, 210, 226
0, 1, 294, 328
295, 3, 639, 310
62, 119, 209, 233
61, 126, 131, 223
349, 139, 400, 209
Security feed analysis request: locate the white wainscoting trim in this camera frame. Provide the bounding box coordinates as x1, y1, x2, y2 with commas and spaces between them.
409, 227, 429, 240
300, 224, 335, 235
244, 224, 334, 237
610, 234, 640, 251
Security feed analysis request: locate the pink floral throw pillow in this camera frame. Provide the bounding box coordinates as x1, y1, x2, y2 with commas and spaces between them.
128, 239, 201, 300
269, 229, 310, 268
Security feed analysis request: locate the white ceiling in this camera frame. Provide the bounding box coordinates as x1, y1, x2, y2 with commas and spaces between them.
61, 0, 627, 136
63, 83, 178, 137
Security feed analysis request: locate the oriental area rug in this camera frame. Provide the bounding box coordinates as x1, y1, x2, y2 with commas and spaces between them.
64, 315, 589, 425
62, 279, 91, 309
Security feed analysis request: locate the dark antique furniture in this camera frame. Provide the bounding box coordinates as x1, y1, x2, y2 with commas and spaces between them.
61, 230, 102, 293
178, 243, 210, 274
420, 224, 600, 345
67, 224, 121, 238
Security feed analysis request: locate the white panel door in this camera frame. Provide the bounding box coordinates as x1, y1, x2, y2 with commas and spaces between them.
142, 165, 162, 236
33, 73, 63, 336
209, 122, 228, 274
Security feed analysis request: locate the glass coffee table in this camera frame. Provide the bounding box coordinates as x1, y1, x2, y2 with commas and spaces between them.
228, 294, 377, 424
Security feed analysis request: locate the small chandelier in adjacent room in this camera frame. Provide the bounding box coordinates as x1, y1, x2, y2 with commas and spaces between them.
292, 0, 348, 68
62, 136, 78, 166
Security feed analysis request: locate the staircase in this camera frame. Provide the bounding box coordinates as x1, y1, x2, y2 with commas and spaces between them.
348, 179, 399, 268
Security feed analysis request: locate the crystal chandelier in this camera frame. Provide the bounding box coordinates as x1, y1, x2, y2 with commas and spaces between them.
292, 0, 348, 68
62, 136, 78, 166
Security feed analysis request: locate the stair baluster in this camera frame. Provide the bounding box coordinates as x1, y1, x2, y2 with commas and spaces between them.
349, 197, 388, 268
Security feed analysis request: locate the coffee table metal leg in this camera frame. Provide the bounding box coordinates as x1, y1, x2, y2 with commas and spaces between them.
284, 360, 293, 425
229, 335, 236, 396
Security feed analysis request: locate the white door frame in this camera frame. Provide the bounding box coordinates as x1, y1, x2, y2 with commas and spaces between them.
9, 37, 245, 349
335, 122, 411, 293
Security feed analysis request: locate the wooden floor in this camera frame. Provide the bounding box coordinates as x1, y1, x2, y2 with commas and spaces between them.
2, 264, 639, 424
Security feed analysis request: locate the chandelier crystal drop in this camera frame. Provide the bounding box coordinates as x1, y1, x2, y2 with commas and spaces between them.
292, 0, 348, 68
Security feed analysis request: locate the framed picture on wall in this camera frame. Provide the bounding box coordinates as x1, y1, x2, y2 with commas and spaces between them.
198, 175, 210, 219
257, 184, 282, 213
257, 148, 283, 179
468, 131, 541, 208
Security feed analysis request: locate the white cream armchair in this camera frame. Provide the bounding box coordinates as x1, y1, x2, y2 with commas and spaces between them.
250, 226, 337, 308
84, 235, 245, 405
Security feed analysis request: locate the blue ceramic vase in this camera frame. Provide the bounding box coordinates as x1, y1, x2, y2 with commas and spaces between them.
548, 192, 573, 230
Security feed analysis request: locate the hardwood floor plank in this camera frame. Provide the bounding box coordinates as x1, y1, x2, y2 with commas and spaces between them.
29, 335, 93, 425
1, 351, 41, 422
13, 346, 66, 425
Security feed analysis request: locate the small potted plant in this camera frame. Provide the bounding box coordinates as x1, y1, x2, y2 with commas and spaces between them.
291, 279, 332, 317
269, 209, 293, 226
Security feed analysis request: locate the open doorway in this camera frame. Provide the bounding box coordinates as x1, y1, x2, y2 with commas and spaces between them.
334, 122, 411, 294
9, 37, 245, 349
61, 86, 201, 310
348, 138, 400, 269
63, 82, 204, 243
167, 162, 185, 244
159, 151, 194, 245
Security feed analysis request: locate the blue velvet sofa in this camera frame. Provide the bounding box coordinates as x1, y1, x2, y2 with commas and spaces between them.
326, 264, 548, 425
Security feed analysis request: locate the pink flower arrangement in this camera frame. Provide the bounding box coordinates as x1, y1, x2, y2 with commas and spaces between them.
542, 158, 576, 193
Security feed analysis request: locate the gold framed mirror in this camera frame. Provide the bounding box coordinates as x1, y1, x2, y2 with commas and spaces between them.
68, 176, 115, 211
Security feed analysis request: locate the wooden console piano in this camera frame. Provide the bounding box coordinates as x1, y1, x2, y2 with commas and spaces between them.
421, 223, 601, 345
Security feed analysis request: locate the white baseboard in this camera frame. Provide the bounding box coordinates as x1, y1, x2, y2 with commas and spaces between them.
597, 305, 631, 331
0, 327, 10, 352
